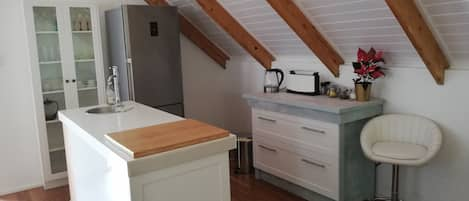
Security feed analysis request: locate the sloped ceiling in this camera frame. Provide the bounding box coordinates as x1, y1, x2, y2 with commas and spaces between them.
167, 0, 468, 69
421, 0, 469, 66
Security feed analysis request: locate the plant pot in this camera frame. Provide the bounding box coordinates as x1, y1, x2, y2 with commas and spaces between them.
355, 83, 372, 102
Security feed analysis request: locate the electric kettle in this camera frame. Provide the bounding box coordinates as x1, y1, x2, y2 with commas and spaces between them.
264, 68, 284, 93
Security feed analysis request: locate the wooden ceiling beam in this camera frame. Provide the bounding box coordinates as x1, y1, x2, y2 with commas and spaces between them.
196, 0, 275, 69
385, 0, 449, 85
146, 0, 230, 68
266, 0, 344, 77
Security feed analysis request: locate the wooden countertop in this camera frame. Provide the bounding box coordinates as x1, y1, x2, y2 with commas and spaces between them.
105, 119, 229, 159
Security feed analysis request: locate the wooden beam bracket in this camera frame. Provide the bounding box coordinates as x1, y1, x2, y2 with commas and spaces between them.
146, 0, 230, 68
266, 0, 344, 77
196, 0, 275, 69
385, 0, 449, 85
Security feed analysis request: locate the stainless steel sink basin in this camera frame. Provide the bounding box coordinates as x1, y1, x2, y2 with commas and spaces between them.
86, 105, 133, 114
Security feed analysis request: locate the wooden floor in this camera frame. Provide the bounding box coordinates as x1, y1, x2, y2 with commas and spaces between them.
0, 170, 305, 201
230, 171, 306, 201
0, 186, 70, 201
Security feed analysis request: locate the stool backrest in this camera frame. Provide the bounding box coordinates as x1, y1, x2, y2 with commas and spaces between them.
365, 114, 441, 147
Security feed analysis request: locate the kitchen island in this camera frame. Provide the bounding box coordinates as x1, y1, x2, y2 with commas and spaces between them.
58, 101, 236, 201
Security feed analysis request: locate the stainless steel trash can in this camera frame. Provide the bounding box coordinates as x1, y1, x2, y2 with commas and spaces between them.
236, 137, 253, 174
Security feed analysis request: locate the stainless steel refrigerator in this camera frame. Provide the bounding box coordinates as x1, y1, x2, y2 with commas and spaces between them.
105, 5, 184, 116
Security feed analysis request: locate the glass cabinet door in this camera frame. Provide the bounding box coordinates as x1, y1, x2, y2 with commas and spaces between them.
33, 6, 67, 174
33, 7, 66, 108
70, 7, 99, 107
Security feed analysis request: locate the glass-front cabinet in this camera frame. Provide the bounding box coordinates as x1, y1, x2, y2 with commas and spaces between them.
28, 2, 104, 188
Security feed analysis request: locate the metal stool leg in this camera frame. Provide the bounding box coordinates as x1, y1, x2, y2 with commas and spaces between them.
364, 164, 401, 201
374, 163, 389, 201
391, 165, 400, 201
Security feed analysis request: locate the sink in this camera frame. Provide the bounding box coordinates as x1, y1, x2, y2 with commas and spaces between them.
86, 104, 133, 114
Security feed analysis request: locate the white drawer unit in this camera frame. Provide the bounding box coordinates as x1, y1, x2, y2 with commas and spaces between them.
244, 92, 384, 201
253, 135, 339, 200
252, 109, 339, 200
253, 109, 339, 155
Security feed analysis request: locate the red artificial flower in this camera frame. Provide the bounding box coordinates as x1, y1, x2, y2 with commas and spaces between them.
375, 51, 384, 60
367, 65, 377, 73
367, 48, 376, 61
357, 48, 368, 62
353, 47, 385, 83
355, 64, 367, 75
371, 70, 385, 79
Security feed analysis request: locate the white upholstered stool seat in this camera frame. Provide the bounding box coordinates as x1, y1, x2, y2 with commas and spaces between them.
372, 142, 428, 161
361, 114, 442, 166
361, 114, 442, 201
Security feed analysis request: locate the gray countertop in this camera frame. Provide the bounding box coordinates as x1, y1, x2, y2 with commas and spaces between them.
243, 92, 384, 114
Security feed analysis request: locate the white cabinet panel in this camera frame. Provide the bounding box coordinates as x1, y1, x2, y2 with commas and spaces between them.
245, 92, 383, 201
131, 154, 230, 201
253, 109, 339, 155
27, 1, 105, 188
253, 137, 339, 200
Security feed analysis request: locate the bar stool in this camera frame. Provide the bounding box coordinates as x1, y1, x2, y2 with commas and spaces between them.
360, 114, 442, 201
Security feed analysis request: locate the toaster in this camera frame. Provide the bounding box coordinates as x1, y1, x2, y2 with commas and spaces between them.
286, 70, 320, 95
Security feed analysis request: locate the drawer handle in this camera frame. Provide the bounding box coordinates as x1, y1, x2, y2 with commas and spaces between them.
301, 126, 326, 135
258, 116, 277, 123
301, 159, 326, 169
258, 145, 277, 152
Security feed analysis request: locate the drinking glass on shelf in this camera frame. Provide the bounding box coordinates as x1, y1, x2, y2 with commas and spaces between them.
51, 79, 63, 90
87, 80, 96, 88
48, 46, 55, 61
43, 81, 52, 91
82, 16, 90, 31
77, 80, 86, 88
40, 46, 47, 61
76, 13, 83, 31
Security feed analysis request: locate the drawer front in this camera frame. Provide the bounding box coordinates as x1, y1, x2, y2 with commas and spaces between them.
252, 109, 339, 155
253, 138, 339, 200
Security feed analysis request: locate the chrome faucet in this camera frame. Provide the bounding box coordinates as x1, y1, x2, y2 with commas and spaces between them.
107, 66, 121, 106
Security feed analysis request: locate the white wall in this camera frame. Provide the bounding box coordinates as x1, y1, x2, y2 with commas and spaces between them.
0, 0, 43, 195
185, 53, 469, 201
180, 39, 265, 136
274, 58, 469, 201
180, 36, 227, 129
3, 0, 468, 200
0, 0, 149, 195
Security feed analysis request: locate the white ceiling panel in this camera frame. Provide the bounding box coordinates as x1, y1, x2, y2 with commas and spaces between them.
424, 1, 469, 14
421, 0, 469, 66
218, 0, 311, 56
167, 0, 247, 56
163, 0, 468, 69
297, 0, 420, 67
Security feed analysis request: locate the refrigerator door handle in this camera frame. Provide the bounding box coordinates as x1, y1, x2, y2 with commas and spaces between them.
127, 58, 136, 101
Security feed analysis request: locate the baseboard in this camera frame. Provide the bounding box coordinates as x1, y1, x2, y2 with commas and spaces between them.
44, 177, 68, 190
0, 183, 42, 196
255, 169, 334, 201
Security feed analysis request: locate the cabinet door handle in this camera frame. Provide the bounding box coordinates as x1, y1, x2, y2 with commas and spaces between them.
258, 116, 276, 123
72, 79, 76, 83
301, 126, 326, 135
258, 145, 277, 152
301, 158, 326, 168
301, 159, 326, 169
65, 79, 70, 83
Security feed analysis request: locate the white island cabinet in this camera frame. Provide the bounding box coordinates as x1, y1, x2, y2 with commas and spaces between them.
58, 102, 236, 201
